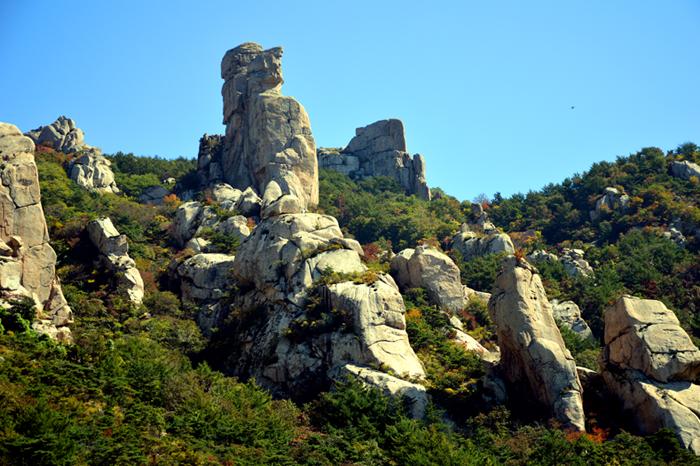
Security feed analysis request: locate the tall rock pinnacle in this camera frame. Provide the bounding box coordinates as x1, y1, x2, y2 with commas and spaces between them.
220, 42, 318, 208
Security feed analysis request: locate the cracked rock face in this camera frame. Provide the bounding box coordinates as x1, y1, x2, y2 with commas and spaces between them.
391, 246, 464, 311
599, 296, 700, 454
318, 119, 431, 201
0, 122, 73, 341
220, 42, 318, 209
603, 296, 700, 383
488, 256, 585, 431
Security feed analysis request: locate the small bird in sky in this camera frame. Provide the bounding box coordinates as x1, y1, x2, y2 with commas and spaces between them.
571, 106, 575, 109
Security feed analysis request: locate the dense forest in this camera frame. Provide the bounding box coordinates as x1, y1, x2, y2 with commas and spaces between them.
1, 141, 700, 465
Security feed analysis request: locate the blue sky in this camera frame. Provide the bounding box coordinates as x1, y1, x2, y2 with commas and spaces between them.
1, 0, 698, 202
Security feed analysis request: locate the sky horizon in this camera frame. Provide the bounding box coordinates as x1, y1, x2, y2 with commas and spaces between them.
2, 1, 698, 203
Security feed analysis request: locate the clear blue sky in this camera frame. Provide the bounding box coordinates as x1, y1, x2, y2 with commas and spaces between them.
2, 0, 698, 202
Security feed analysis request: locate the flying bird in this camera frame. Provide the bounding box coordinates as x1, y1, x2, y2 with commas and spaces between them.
571, 106, 575, 109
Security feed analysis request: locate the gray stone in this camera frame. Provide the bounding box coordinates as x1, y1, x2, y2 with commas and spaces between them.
550, 299, 593, 340
489, 256, 585, 431
671, 161, 700, 181
318, 119, 431, 201
139, 185, 171, 205
220, 43, 318, 209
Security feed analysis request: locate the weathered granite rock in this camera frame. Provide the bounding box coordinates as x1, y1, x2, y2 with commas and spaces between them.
671, 161, 700, 181
603, 296, 700, 383
550, 299, 593, 340
66, 147, 119, 193
452, 225, 514, 262
0, 122, 73, 339
139, 185, 171, 205
599, 296, 700, 454
201, 210, 426, 398
87, 217, 144, 304
178, 253, 237, 303
488, 256, 585, 431
391, 246, 464, 311
220, 42, 318, 209
172, 199, 251, 250
590, 187, 630, 221
527, 249, 558, 263
328, 364, 429, 419
318, 119, 431, 201
24, 116, 85, 153
211, 183, 243, 210
560, 248, 594, 277
449, 315, 488, 354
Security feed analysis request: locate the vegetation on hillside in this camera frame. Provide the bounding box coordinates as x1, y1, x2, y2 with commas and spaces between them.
1, 142, 700, 464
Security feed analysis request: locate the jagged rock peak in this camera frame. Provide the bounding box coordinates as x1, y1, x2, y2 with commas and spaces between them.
220, 42, 318, 209
318, 119, 431, 201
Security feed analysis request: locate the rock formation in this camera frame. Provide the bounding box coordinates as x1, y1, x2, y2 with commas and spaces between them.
220, 42, 318, 209
451, 203, 515, 262
550, 299, 593, 340
391, 246, 464, 311
527, 248, 594, 277
171, 199, 251, 249
598, 296, 700, 453
0, 122, 73, 341
138, 185, 171, 206
488, 256, 585, 431
188, 178, 426, 399
87, 217, 144, 304
590, 187, 629, 221
25, 116, 119, 193
318, 119, 431, 201
25, 116, 87, 154
671, 160, 700, 181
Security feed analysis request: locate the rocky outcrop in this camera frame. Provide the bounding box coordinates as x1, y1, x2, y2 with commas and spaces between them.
24, 116, 87, 154
318, 119, 431, 201
25, 117, 119, 193
488, 256, 585, 431
560, 248, 594, 277
0, 122, 73, 341
193, 179, 426, 398
328, 364, 429, 419
139, 185, 171, 205
598, 296, 700, 454
87, 218, 144, 304
590, 187, 629, 221
171, 199, 251, 249
391, 246, 464, 311
66, 148, 119, 194
452, 223, 514, 262
550, 299, 593, 340
220, 42, 318, 209
671, 160, 700, 181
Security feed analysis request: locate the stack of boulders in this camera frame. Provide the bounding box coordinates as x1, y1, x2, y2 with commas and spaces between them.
452, 203, 514, 262
25, 116, 119, 193
0, 122, 73, 341
226, 180, 426, 400
171, 196, 251, 250
318, 119, 431, 201
87, 218, 144, 304
598, 296, 700, 453
527, 248, 594, 277
590, 187, 629, 221
487, 256, 585, 431
220, 42, 318, 209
